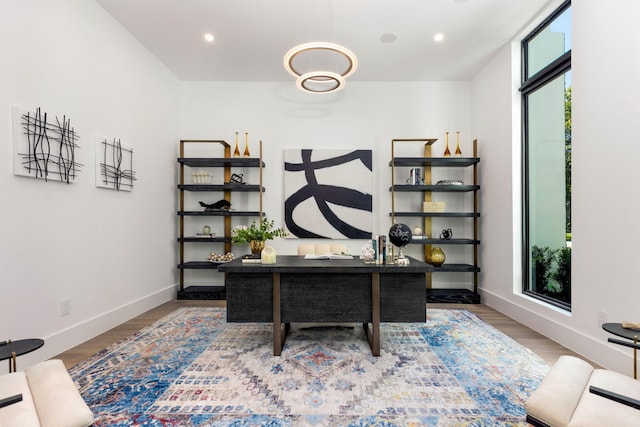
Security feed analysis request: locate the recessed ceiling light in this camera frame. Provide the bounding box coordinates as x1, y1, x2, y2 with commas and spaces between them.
380, 33, 397, 43
434, 33, 444, 42
204, 33, 214, 42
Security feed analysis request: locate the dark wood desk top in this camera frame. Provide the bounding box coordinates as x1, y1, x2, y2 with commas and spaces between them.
218, 255, 433, 274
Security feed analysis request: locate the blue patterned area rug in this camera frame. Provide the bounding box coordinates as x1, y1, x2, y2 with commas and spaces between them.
69, 307, 549, 426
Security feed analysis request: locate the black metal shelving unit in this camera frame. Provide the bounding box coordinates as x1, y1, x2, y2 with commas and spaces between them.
390, 138, 480, 303
177, 140, 264, 300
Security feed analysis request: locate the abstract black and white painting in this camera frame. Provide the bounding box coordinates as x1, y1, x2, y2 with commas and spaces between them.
284, 149, 373, 239
96, 137, 136, 191
12, 105, 83, 183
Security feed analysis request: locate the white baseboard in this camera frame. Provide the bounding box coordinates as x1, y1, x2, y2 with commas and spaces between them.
22, 284, 178, 368
481, 289, 633, 374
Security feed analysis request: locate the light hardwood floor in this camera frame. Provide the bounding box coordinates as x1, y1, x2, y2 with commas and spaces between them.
54, 300, 589, 370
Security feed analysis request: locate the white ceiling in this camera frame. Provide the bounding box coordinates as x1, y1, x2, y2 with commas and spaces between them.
96, 0, 551, 82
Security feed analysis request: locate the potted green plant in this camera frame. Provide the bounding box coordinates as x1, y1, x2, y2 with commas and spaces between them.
232, 218, 287, 254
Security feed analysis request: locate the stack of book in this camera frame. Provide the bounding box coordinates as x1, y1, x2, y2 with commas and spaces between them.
241, 254, 262, 264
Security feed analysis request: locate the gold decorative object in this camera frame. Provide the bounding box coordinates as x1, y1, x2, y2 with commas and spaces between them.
430, 247, 446, 266
250, 240, 266, 255
443, 132, 451, 157
243, 132, 251, 157
455, 131, 462, 156
233, 132, 241, 157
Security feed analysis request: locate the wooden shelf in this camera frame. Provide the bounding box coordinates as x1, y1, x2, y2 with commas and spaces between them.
177, 210, 263, 216
411, 237, 480, 245
390, 184, 479, 192
390, 157, 479, 167
178, 261, 223, 269
391, 212, 480, 218
178, 157, 264, 168
177, 237, 231, 243
178, 184, 264, 192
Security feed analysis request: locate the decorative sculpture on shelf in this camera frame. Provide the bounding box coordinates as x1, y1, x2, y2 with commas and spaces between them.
430, 247, 446, 267
440, 228, 453, 240
199, 199, 231, 211
226, 173, 245, 184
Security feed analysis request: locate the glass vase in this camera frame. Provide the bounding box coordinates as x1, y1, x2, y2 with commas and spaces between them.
250, 240, 265, 255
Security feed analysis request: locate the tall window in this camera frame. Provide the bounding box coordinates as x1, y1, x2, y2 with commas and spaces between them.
521, 1, 571, 309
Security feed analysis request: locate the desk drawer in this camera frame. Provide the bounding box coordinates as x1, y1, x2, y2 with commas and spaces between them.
226, 273, 273, 322
281, 273, 372, 323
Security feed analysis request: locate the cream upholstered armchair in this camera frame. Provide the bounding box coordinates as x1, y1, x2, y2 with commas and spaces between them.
0, 359, 93, 427
525, 355, 640, 427
297, 243, 347, 255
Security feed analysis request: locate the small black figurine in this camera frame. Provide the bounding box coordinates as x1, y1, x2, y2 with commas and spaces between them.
225, 173, 245, 184
199, 200, 231, 211
440, 228, 453, 240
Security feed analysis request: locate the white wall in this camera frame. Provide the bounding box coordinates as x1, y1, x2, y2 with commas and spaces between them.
179, 81, 476, 288
0, 0, 180, 366
473, 0, 640, 374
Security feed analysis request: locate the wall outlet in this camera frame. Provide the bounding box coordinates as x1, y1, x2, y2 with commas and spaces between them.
60, 299, 71, 316
597, 309, 608, 326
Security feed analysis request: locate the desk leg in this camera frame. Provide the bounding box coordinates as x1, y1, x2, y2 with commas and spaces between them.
273, 272, 288, 356
363, 272, 381, 356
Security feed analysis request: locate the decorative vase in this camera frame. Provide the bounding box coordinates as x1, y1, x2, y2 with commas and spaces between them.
443, 132, 451, 157
233, 131, 241, 157
243, 132, 251, 157
250, 240, 265, 255
430, 247, 446, 267
455, 131, 462, 156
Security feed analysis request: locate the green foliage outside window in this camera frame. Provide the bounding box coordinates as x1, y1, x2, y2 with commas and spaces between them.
532, 245, 571, 304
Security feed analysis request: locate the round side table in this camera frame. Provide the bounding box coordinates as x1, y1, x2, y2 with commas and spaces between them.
0, 339, 45, 373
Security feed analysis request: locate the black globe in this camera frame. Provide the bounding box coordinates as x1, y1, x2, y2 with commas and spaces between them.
388, 223, 412, 247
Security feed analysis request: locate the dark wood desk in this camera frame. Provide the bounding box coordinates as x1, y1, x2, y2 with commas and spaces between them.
218, 255, 432, 356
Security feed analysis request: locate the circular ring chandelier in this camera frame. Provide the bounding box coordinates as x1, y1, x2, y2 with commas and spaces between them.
284, 41, 358, 94
296, 71, 345, 94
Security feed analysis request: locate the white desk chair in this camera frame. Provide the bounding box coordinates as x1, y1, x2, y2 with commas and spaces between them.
297, 244, 315, 255
314, 244, 331, 254
330, 244, 347, 254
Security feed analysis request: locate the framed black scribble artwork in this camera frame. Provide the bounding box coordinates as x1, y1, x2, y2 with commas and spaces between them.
12, 106, 83, 183
96, 137, 136, 191
284, 149, 373, 239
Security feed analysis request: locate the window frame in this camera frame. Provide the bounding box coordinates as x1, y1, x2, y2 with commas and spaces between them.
520, 0, 572, 310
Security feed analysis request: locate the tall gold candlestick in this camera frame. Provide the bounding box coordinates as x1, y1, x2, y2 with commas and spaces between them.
243, 132, 251, 157
455, 131, 462, 156
444, 132, 451, 157
233, 132, 241, 157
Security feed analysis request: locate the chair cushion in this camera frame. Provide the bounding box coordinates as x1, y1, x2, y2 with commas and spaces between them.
525, 355, 594, 427
568, 369, 640, 427
0, 371, 40, 427
26, 359, 93, 427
